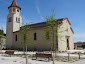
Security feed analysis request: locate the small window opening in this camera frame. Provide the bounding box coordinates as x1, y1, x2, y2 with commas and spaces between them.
34, 33, 37, 40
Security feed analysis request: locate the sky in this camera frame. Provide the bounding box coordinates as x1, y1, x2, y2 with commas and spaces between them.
0, 0, 85, 42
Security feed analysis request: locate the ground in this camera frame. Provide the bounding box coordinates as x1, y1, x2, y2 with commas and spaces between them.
0, 50, 85, 64
0, 54, 85, 64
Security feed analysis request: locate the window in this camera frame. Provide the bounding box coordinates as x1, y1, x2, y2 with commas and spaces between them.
17, 9, 19, 12
18, 18, 20, 22
34, 33, 37, 40
9, 17, 12, 22
66, 28, 68, 32
13, 8, 15, 12
16, 17, 20, 23
16, 17, 17, 21
15, 35, 17, 41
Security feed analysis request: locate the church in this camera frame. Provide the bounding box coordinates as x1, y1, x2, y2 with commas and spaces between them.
6, 0, 74, 51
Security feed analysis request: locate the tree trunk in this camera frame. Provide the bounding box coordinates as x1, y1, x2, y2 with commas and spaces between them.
52, 27, 55, 64
26, 45, 27, 54
23, 46, 25, 55
68, 53, 70, 61
79, 52, 80, 59
26, 44, 28, 64
55, 46, 56, 57
53, 53, 55, 64
55, 29, 58, 57
51, 46, 52, 54
26, 55, 28, 64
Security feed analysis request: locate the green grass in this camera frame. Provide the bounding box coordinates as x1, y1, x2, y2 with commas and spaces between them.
54, 56, 85, 63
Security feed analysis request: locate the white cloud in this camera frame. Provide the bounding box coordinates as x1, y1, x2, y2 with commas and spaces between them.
36, 5, 40, 15
35, 0, 44, 20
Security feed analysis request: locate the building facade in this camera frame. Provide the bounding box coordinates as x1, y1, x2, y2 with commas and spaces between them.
74, 42, 85, 50
6, 0, 22, 49
6, 0, 74, 51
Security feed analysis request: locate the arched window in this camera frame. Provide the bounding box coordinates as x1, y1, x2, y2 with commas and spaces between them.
15, 35, 17, 41
18, 18, 20, 22
34, 33, 37, 40
13, 8, 15, 12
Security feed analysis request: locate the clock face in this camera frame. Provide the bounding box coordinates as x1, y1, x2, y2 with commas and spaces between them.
17, 9, 19, 12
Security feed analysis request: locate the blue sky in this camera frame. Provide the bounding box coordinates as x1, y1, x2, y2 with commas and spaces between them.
0, 0, 85, 42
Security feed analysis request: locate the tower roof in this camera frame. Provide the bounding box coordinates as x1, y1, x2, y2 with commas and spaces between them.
8, 0, 21, 10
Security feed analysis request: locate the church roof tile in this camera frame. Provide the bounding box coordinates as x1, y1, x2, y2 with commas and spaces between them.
8, 0, 21, 10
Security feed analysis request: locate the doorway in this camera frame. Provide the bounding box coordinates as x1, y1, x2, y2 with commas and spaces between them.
67, 39, 70, 50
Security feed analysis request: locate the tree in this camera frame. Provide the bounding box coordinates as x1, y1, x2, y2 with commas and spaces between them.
0, 27, 6, 36
0, 29, 5, 36
45, 9, 64, 64
19, 23, 31, 64
0, 29, 4, 35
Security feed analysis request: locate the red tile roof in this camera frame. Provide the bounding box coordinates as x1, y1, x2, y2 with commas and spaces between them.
70, 27, 74, 34
8, 0, 21, 10
13, 17, 73, 33
63, 17, 71, 25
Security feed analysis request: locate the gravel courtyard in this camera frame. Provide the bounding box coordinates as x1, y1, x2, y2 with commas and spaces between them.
0, 54, 85, 64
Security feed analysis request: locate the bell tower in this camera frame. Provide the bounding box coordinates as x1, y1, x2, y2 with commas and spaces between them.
6, 0, 22, 49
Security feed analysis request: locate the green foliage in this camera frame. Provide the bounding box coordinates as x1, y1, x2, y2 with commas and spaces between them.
45, 8, 62, 29
0, 29, 5, 36
44, 9, 62, 41
0, 29, 4, 35
45, 9, 62, 35
44, 9, 65, 51
45, 31, 50, 40
19, 23, 32, 45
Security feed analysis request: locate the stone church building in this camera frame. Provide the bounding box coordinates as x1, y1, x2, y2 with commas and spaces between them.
6, 0, 74, 51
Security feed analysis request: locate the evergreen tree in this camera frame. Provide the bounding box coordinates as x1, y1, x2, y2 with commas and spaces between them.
0, 29, 5, 36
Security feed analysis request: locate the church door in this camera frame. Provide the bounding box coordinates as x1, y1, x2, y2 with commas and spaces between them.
67, 39, 70, 50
